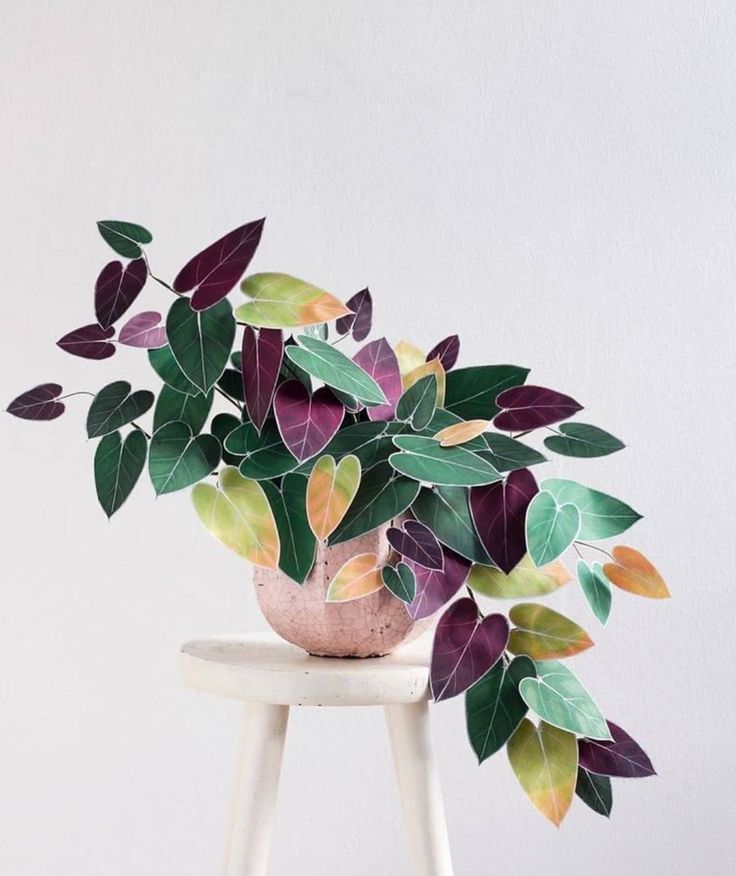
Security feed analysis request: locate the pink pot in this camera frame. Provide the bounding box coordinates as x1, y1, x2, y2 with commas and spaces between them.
253, 523, 430, 658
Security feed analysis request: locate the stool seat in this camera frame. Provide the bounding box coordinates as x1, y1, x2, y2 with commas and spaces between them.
180, 631, 432, 707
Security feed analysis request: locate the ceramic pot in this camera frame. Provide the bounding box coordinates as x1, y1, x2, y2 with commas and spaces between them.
253, 522, 430, 658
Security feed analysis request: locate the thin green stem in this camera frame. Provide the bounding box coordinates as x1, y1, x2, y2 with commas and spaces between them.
140, 251, 180, 296
575, 541, 614, 561
58, 391, 95, 401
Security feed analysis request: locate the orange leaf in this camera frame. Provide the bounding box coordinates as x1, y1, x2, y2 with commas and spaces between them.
603, 546, 670, 599
403, 358, 446, 405
306, 454, 361, 541
434, 419, 489, 447
325, 553, 383, 603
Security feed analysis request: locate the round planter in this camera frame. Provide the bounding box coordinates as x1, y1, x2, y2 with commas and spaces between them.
253, 522, 430, 658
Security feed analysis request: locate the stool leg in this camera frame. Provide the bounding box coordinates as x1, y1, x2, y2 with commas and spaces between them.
384, 701, 454, 876
223, 702, 290, 876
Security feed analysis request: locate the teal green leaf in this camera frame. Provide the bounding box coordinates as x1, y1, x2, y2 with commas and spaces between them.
542, 478, 642, 540
149, 420, 220, 495
389, 435, 501, 487
575, 767, 613, 817
153, 385, 213, 434
295, 421, 405, 474
210, 412, 244, 465
225, 421, 299, 480
166, 297, 235, 394
577, 560, 612, 625
261, 474, 317, 584
481, 433, 546, 472
411, 485, 491, 563
148, 345, 200, 396
525, 490, 580, 566
329, 461, 421, 544
544, 423, 624, 459
396, 375, 437, 429
97, 220, 152, 258
94, 429, 147, 517
303, 322, 329, 340
284, 336, 386, 405
518, 660, 612, 740
381, 562, 416, 603
445, 365, 529, 419
86, 381, 154, 439
466, 656, 536, 763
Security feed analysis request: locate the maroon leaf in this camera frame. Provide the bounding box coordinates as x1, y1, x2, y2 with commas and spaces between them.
336, 288, 372, 340
406, 547, 471, 620
274, 380, 344, 462
94, 258, 147, 329
241, 327, 284, 432
426, 334, 460, 370
57, 324, 116, 360
118, 311, 167, 348
353, 338, 402, 421
493, 385, 583, 431
387, 520, 444, 570
173, 218, 265, 311
469, 469, 538, 574
430, 599, 509, 702
578, 721, 656, 778
7, 383, 65, 421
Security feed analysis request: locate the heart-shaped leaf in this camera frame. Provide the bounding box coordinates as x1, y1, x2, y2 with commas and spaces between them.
335, 287, 372, 340
387, 519, 444, 570
241, 327, 283, 432
7, 384, 65, 421
470, 468, 539, 573
542, 479, 642, 540
153, 385, 213, 434
406, 547, 472, 620
148, 345, 199, 395
173, 219, 264, 311
225, 421, 299, 480
578, 721, 656, 777
149, 421, 220, 495
329, 461, 421, 545
467, 555, 571, 599
261, 474, 317, 584
236, 273, 351, 328
466, 655, 536, 763
285, 336, 386, 405
518, 661, 611, 740
390, 435, 501, 487
325, 553, 383, 602
94, 258, 147, 329
445, 365, 530, 420
494, 385, 583, 432
403, 358, 446, 406
94, 429, 147, 517
434, 419, 489, 447
411, 485, 491, 564
509, 603, 593, 660
396, 374, 437, 430
353, 338, 403, 421
57, 324, 116, 360
210, 412, 243, 465
274, 381, 344, 463
577, 560, 612, 624
544, 423, 625, 458
118, 311, 167, 348
507, 719, 578, 826
381, 562, 416, 603
426, 334, 460, 371
97, 220, 152, 259
525, 490, 580, 566
394, 340, 425, 379
166, 298, 235, 394
306, 454, 361, 540
86, 381, 154, 438
602, 546, 670, 599
481, 433, 547, 472
192, 466, 279, 568
430, 599, 509, 702
576, 768, 613, 817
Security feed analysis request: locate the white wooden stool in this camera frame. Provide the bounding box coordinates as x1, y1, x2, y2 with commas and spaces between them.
180, 632, 453, 876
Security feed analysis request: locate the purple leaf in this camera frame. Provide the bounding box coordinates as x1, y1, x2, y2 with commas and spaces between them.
118, 311, 167, 348
353, 338, 402, 421
7, 383, 65, 421
94, 258, 147, 329
173, 218, 265, 311
57, 324, 116, 360
470, 468, 539, 574
430, 599, 509, 702
493, 385, 583, 431
406, 547, 471, 620
241, 327, 284, 432
274, 380, 344, 462
578, 721, 656, 778
336, 288, 373, 340
426, 334, 460, 371
387, 520, 444, 570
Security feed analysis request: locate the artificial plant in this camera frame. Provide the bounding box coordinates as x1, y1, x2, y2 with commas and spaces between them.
7, 218, 669, 826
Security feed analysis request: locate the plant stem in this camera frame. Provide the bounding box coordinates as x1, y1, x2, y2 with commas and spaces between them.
141, 251, 180, 296
58, 391, 95, 400
132, 421, 151, 440
575, 541, 614, 561
215, 385, 242, 412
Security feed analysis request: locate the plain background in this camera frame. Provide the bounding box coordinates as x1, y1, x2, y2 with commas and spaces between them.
1, 2, 734, 874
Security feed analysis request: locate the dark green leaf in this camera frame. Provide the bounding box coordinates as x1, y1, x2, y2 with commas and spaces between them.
153, 385, 213, 434
166, 297, 235, 394
148, 421, 220, 495
86, 381, 154, 439
148, 345, 200, 396
445, 365, 529, 420
544, 423, 625, 458
381, 562, 416, 603
480, 433, 546, 472
217, 368, 246, 401
575, 767, 613, 817
225, 421, 299, 480
94, 429, 147, 517
97, 220, 152, 259
396, 374, 437, 429
411, 485, 491, 563
295, 421, 405, 474
210, 413, 243, 465
261, 475, 317, 584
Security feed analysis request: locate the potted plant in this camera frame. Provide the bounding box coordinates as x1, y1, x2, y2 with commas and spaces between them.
7, 217, 669, 825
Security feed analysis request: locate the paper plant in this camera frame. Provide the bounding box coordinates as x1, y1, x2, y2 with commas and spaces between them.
7, 218, 669, 826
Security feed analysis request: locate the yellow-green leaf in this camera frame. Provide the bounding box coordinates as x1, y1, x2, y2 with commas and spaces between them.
468, 555, 571, 599
235, 273, 351, 328
403, 358, 446, 406
325, 552, 383, 602
603, 546, 671, 599
508, 603, 593, 659
306, 454, 361, 540
394, 340, 425, 380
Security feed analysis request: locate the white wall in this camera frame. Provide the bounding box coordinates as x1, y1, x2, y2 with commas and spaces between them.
1, 2, 733, 873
